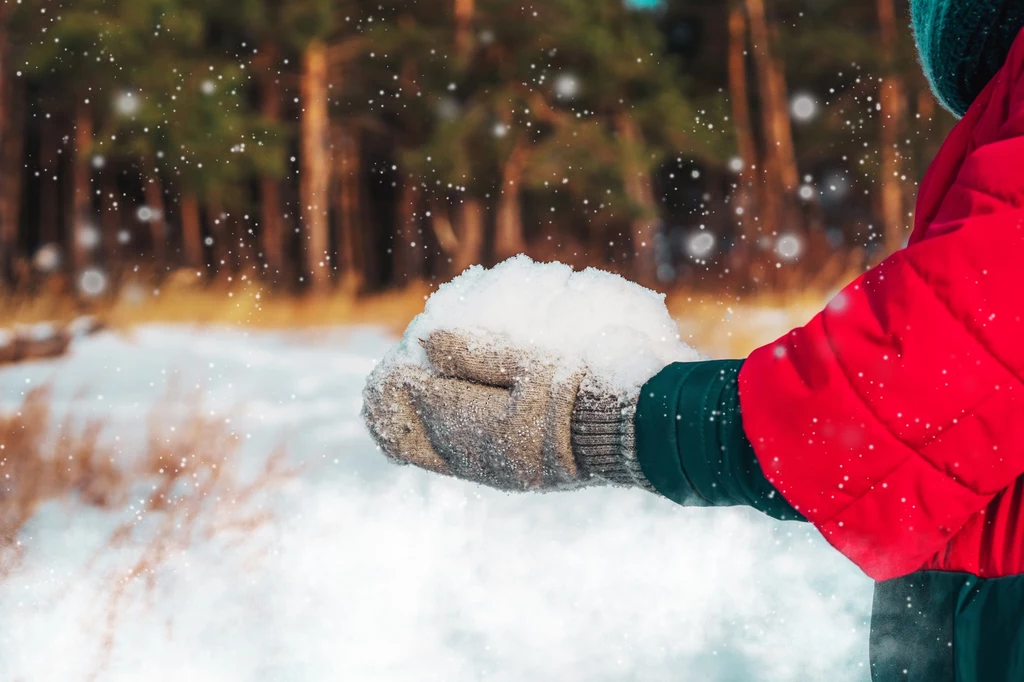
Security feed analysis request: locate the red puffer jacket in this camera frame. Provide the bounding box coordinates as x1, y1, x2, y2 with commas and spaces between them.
741, 29, 1024, 585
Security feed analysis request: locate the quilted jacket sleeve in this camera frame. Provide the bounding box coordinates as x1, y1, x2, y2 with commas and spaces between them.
739, 41, 1024, 582
634, 360, 805, 522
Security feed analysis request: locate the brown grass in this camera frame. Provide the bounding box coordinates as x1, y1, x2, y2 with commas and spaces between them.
0, 385, 295, 679
86, 391, 294, 680
0, 387, 122, 573
666, 292, 826, 358
1, 278, 434, 338
1, 276, 835, 354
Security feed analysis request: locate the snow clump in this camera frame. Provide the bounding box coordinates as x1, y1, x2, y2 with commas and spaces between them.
379, 255, 703, 390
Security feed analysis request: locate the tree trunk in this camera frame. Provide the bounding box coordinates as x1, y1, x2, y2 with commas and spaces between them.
145, 171, 167, 270
357, 147, 380, 290
39, 119, 60, 248
207, 196, 229, 277
0, 4, 6, 190
744, 0, 799, 234
100, 171, 120, 269
0, 48, 23, 284
616, 114, 659, 281
454, 197, 484, 273
0, 4, 10, 282
495, 142, 528, 261
226, 211, 245, 275
333, 126, 362, 291
257, 42, 285, 281
727, 2, 759, 241
300, 38, 331, 292
71, 104, 94, 277
454, 0, 475, 62
394, 176, 423, 282
878, 0, 908, 255
766, 29, 799, 195
180, 192, 203, 269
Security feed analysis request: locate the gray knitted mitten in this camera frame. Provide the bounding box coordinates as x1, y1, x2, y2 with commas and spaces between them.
363, 329, 657, 493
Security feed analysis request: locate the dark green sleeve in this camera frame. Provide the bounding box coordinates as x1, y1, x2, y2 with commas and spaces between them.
634, 360, 805, 522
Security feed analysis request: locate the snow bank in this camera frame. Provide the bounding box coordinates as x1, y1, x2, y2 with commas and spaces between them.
384, 255, 702, 389
0, 327, 873, 682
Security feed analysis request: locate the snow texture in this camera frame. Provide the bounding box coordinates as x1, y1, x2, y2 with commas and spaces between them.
0, 327, 873, 681
16, 322, 61, 343
383, 255, 703, 390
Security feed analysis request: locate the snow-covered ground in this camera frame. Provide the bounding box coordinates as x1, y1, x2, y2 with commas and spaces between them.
0, 326, 873, 682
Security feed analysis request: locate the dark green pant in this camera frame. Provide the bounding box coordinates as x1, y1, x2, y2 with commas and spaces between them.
870, 572, 1024, 681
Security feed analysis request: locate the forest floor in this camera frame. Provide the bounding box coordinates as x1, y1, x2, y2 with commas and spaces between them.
0, 306, 874, 682
0, 276, 828, 359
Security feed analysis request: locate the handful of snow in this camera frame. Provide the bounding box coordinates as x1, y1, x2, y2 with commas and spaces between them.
380, 256, 703, 390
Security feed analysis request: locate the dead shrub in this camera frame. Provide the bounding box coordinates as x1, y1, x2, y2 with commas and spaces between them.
0, 384, 296, 680
0, 387, 123, 574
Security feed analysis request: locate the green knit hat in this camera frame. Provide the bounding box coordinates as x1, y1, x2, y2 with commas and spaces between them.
912, 0, 1024, 117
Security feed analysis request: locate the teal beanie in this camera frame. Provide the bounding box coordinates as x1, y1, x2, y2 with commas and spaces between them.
912, 0, 1024, 117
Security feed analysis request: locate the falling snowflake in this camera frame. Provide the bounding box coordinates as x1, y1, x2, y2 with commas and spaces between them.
821, 172, 851, 201
775, 233, 803, 261
115, 91, 140, 117
79, 267, 108, 297
77, 225, 101, 250
553, 73, 580, 100
686, 231, 716, 259
33, 244, 61, 272
791, 93, 818, 122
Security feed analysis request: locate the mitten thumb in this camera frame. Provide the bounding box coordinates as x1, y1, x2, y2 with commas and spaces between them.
423, 329, 532, 388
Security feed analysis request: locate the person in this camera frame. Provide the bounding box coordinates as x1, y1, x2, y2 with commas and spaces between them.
363, 2, 1024, 680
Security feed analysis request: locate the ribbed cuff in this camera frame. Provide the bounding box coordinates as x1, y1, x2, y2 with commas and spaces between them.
571, 378, 657, 492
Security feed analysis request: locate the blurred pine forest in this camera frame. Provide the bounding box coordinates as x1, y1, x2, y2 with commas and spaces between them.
0, 0, 955, 302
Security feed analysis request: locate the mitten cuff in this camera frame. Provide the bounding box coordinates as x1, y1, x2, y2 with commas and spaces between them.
571, 379, 657, 492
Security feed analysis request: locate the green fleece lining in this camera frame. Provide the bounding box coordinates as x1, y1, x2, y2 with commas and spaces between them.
634, 361, 802, 521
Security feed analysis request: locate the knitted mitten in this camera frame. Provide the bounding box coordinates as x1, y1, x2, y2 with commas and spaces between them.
363, 329, 657, 493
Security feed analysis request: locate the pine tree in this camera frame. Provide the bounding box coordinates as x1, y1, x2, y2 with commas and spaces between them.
0, 0, 18, 283
877, 0, 909, 255
528, 0, 723, 279
0, 0, 958, 295
19, 0, 210, 281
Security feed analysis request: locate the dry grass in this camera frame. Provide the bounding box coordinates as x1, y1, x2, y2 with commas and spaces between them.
0, 275, 434, 335
3, 276, 831, 336
666, 292, 827, 358
0, 387, 122, 573
0, 386, 295, 679
0, 260, 849, 361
